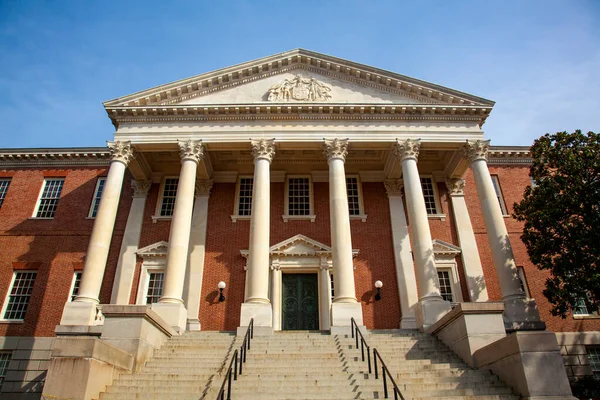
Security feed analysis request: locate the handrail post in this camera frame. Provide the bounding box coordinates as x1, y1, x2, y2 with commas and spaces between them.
226, 369, 232, 400
374, 349, 379, 379
367, 344, 372, 374
383, 367, 388, 399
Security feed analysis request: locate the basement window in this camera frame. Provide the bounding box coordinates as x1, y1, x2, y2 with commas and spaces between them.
0, 352, 11, 391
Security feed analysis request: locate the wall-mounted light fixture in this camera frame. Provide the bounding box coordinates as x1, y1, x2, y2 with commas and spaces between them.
374, 280, 383, 301
218, 281, 226, 302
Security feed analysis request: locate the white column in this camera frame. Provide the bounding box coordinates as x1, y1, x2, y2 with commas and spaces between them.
324, 138, 363, 332
152, 139, 204, 333
270, 260, 282, 331
394, 139, 450, 330
445, 178, 489, 302
239, 139, 275, 333
384, 179, 418, 329
60, 141, 134, 326
465, 140, 544, 330
319, 256, 332, 331
111, 180, 151, 305
182, 179, 213, 331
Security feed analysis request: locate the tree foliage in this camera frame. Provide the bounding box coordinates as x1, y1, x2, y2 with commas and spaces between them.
513, 130, 600, 318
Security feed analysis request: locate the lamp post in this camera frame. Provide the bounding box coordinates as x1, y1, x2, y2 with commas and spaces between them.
218, 281, 226, 302
374, 280, 383, 301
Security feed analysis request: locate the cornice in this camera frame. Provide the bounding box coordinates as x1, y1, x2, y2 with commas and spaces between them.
488, 146, 532, 164
0, 148, 110, 168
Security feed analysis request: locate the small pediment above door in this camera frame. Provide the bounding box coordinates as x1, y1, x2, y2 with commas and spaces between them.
270, 234, 331, 257
136, 241, 168, 257
432, 239, 461, 259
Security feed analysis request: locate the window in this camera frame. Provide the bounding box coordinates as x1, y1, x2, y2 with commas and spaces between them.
2, 271, 37, 320
574, 298, 590, 316
517, 266, 530, 298
491, 175, 508, 215
0, 352, 11, 390
287, 177, 311, 216
70, 271, 82, 301
420, 177, 440, 215
34, 178, 64, 218
159, 178, 179, 217
0, 179, 11, 208
346, 176, 363, 216
587, 347, 600, 378
88, 178, 106, 218
237, 177, 253, 216
146, 272, 164, 304
438, 270, 454, 302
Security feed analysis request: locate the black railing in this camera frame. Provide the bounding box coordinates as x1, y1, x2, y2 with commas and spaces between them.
349, 318, 405, 400
216, 319, 254, 400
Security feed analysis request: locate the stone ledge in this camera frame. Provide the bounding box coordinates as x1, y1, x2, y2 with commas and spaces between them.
51, 337, 133, 371
55, 324, 103, 336
101, 305, 175, 337
427, 302, 505, 335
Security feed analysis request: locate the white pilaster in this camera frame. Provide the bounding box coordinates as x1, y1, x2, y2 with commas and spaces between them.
319, 257, 332, 331
182, 179, 213, 331
270, 260, 282, 331
465, 140, 544, 330
111, 180, 151, 305
384, 179, 418, 329
152, 139, 204, 333
60, 141, 133, 326
445, 178, 489, 302
239, 139, 275, 333
394, 139, 450, 330
324, 138, 363, 332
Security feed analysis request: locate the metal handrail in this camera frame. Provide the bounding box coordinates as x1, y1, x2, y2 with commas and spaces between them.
373, 348, 405, 400
349, 318, 405, 400
350, 317, 371, 373
215, 319, 254, 400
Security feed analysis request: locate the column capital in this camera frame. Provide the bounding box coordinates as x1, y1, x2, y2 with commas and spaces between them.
251, 139, 276, 163
178, 139, 204, 163
107, 141, 134, 165
394, 139, 421, 162
195, 179, 213, 196
131, 180, 152, 198
464, 139, 490, 163
384, 179, 404, 197
445, 178, 466, 196
323, 138, 349, 162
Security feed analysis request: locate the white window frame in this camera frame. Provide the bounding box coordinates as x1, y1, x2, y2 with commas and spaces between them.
435, 262, 463, 304
69, 271, 83, 302
516, 266, 531, 298
0, 178, 11, 208
346, 175, 367, 222
32, 178, 65, 219
152, 176, 178, 222
420, 175, 445, 219
136, 260, 166, 305
1, 271, 37, 321
491, 175, 509, 216
231, 175, 253, 222
573, 295, 599, 318
586, 346, 600, 378
87, 177, 106, 218
283, 175, 315, 222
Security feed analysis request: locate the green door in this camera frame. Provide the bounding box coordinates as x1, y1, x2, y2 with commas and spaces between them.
282, 274, 319, 330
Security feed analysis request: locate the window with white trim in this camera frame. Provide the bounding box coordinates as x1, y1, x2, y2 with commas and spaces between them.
158, 178, 179, 217
437, 269, 454, 302
574, 298, 590, 315
491, 175, 508, 215
517, 266, 530, 298
0, 179, 11, 208
70, 271, 82, 302
88, 177, 106, 218
237, 177, 253, 216
346, 176, 362, 216
146, 272, 164, 304
420, 177, 440, 215
284, 176, 314, 220
2, 271, 37, 320
586, 346, 600, 378
34, 178, 64, 218
0, 352, 11, 390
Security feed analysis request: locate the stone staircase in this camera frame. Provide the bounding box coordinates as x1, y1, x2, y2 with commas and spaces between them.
98, 331, 237, 400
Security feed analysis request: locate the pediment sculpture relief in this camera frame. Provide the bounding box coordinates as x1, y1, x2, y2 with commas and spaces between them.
267, 75, 332, 102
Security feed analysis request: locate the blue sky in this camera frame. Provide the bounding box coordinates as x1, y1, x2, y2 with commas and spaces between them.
0, 0, 598, 148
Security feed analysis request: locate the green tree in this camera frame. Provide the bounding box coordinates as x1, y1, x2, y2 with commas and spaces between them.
513, 130, 600, 317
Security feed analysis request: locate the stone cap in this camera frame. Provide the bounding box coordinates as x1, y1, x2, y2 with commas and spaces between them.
51, 337, 134, 371
427, 302, 505, 335
101, 305, 176, 337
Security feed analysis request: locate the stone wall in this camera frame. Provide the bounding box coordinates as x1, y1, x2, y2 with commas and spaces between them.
0, 336, 54, 399
555, 332, 600, 380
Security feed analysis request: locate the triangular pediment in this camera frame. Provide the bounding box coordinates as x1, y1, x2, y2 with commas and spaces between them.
432, 239, 461, 257
269, 234, 331, 256
104, 49, 494, 113
136, 241, 168, 257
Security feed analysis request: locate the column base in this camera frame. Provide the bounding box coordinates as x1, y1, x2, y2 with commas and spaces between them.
186, 318, 201, 331
238, 302, 273, 336
415, 296, 452, 331
400, 316, 417, 330
60, 301, 100, 326
151, 302, 187, 334
330, 302, 364, 335
503, 296, 546, 332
